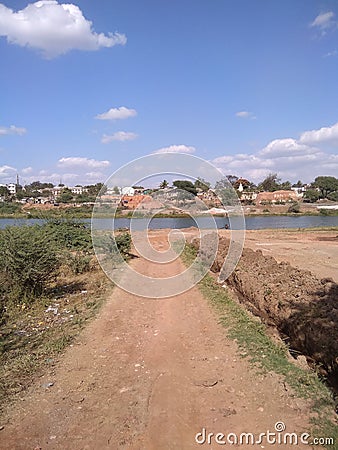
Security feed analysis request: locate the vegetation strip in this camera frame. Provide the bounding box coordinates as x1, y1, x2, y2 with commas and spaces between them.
182, 244, 337, 448
0, 221, 131, 420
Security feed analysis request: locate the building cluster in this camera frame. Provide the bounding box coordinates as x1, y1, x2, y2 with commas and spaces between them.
0, 177, 311, 210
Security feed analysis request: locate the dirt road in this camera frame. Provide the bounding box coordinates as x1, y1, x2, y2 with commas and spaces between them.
1, 232, 313, 449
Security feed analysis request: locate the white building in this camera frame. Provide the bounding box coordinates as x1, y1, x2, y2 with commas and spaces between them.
6, 183, 17, 195
70, 186, 88, 195
121, 186, 135, 196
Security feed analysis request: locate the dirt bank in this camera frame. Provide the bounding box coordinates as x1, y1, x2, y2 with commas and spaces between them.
193, 234, 338, 387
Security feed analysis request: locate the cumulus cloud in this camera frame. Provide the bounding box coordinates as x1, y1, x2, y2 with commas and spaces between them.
0, 125, 27, 135
310, 11, 336, 30
0, 1, 126, 58
153, 144, 196, 154
101, 131, 138, 143
58, 157, 110, 169
300, 122, 338, 145
212, 122, 338, 183
21, 166, 33, 174
235, 111, 256, 119
95, 106, 137, 121
259, 138, 318, 157
0, 164, 16, 182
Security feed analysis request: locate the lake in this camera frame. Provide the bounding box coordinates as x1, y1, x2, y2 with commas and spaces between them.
0, 215, 337, 230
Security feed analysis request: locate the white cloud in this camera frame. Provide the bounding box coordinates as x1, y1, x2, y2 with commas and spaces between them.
95, 106, 137, 121
300, 122, 338, 145
0, 165, 16, 182
235, 111, 256, 120
0, 1, 126, 58
310, 11, 336, 30
21, 166, 33, 174
259, 138, 318, 157
58, 157, 110, 169
212, 122, 338, 183
101, 131, 138, 143
153, 144, 196, 154
0, 125, 27, 135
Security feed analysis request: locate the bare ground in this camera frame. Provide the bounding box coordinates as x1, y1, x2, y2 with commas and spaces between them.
241, 229, 338, 282
1, 230, 334, 449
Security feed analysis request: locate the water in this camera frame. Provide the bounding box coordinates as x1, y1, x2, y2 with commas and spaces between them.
0, 215, 337, 230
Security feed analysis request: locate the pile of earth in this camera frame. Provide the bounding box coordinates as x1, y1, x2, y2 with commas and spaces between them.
192, 236, 338, 386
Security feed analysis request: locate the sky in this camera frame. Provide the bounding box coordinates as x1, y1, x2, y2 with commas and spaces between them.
0, 0, 338, 187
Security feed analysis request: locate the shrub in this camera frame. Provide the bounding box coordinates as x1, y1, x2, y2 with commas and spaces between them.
0, 225, 59, 301
44, 219, 92, 252
67, 252, 92, 274
0, 203, 21, 215
288, 202, 300, 213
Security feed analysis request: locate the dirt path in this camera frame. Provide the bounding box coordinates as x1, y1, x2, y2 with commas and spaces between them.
2, 232, 313, 449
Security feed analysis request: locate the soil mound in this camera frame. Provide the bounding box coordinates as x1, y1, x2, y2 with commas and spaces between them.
193, 236, 338, 385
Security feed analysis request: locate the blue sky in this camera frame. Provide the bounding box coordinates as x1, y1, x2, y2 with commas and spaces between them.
0, 0, 338, 186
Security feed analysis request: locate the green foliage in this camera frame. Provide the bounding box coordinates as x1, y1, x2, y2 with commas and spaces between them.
115, 232, 131, 257
44, 219, 92, 252
173, 180, 197, 196
58, 188, 73, 203
327, 190, 338, 202
194, 177, 210, 192
84, 182, 106, 197
314, 176, 338, 198
0, 202, 21, 215
67, 252, 92, 274
258, 173, 281, 192
288, 202, 300, 213
0, 186, 10, 197
159, 179, 169, 189
0, 225, 59, 301
94, 231, 131, 259
303, 189, 320, 203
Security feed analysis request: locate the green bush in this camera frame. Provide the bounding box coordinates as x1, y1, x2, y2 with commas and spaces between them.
0, 225, 59, 301
94, 231, 131, 259
44, 219, 92, 252
288, 202, 300, 213
327, 191, 338, 202
0, 202, 21, 215
67, 252, 92, 274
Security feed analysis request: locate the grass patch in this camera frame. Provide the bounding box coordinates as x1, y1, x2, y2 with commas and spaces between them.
0, 267, 111, 419
182, 244, 337, 448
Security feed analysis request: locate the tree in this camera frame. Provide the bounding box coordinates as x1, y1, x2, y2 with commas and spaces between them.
0, 186, 10, 198
314, 176, 338, 199
85, 182, 106, 197
303, 189, 320, 203
173, 180, 197, 196
258, 173, 281, 192
113, 186, 120, 194
226, 175, 239, 186
58, 188, 73, 203
194, 177, 210, 192
327, 191, 338, 202
159, 179, 169, 189
280, 181, 292, 190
